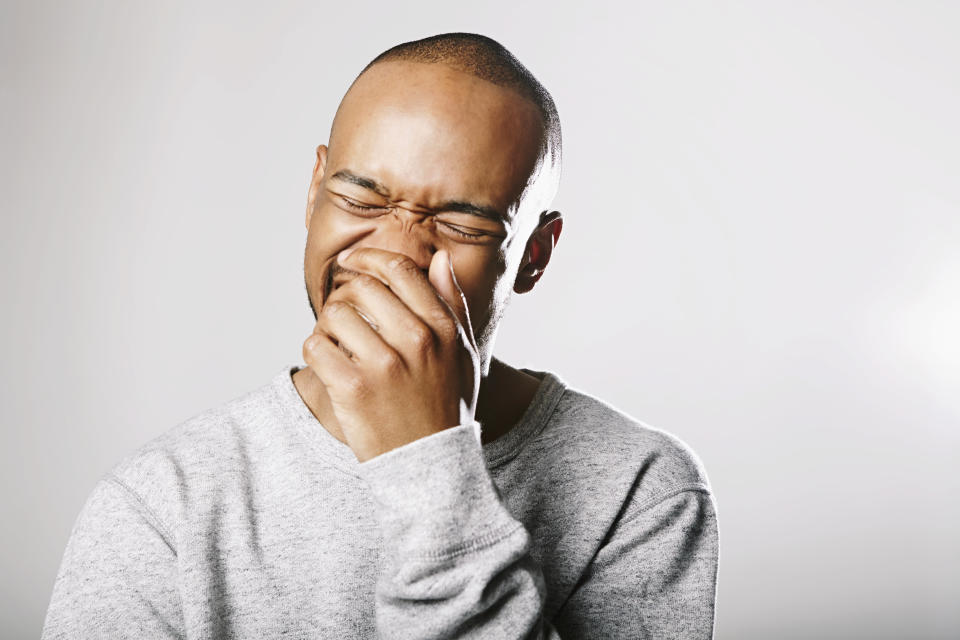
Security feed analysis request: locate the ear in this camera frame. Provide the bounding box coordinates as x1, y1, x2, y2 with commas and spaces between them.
514, 210, 563, 294
305, 144, 328, 229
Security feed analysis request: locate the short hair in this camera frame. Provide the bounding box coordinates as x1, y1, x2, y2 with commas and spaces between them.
355, 32, 562, 173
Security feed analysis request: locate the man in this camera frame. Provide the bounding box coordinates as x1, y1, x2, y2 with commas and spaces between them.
42, 33, 718, 639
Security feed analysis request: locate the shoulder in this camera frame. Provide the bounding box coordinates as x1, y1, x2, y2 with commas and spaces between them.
112, 376, 274, 477
102, 371, 285, 536
536, 379, 713, 506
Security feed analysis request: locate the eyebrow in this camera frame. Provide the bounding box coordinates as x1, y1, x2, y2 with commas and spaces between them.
435, 200, 505, 223
330, 169, 390, 197
330, 169, 506, 223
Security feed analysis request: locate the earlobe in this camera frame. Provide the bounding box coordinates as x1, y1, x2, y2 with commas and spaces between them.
513, 263, 543, 294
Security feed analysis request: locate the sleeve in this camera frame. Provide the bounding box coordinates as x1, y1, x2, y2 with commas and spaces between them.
552, 487, 720, 639
357, 421, 563, 639
41, 475, 184, 640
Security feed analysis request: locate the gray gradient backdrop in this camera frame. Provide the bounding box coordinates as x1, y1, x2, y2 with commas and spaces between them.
2, 1, 958, 638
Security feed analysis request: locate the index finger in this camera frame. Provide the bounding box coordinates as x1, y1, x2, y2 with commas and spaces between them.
337, 247, 456, 330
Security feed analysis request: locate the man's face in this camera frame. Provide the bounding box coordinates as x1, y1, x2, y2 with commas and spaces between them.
303, 61, 548, 360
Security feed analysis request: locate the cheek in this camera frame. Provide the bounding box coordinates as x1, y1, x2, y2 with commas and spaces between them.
305, 205, 374, 265
452, 251, 506, 314
303, 208, 342, 296
310, 203, 364, 240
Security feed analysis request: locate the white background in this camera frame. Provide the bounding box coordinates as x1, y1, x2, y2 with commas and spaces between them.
2, 1, 958, 638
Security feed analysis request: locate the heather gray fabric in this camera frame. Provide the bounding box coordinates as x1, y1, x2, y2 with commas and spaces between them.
42, 364, 719, 639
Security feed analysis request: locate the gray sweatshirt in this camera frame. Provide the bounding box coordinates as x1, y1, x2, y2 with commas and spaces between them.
42, 364, 719, 639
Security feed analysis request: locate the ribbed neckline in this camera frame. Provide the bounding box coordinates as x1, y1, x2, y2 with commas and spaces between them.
272, 363, 567, 474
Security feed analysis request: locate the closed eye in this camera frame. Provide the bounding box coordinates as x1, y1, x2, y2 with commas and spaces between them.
339, 196, 389, 214
438, 222, 485, 239
339, 196, 493, 241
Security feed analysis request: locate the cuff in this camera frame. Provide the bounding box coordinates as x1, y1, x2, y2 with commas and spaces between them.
357, 421, 521, 559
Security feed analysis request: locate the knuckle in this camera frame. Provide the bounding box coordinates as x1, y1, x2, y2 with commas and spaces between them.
387, 254, 417, 276
377, 349, 403, 373
323, 301, 348, 317
432, 313, 458, 341
354, 273, 380, 291
408, 324, 434, 351
341, 373, 367, 396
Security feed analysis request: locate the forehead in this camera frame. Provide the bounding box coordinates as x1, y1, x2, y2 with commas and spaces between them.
327, 61, 545, 217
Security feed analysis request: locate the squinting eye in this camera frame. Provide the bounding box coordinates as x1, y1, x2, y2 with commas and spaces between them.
339, 196, 490, 240
439, 222, 486, 239
340, 197, 389, 214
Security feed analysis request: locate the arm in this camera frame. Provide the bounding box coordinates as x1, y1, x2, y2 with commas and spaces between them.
41, 475, 183, 640
359, 423, 719, 639
358, 422, 562, 640
553, 486, 719, 639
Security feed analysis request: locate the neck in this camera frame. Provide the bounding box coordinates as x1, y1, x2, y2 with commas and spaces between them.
291, 355, 540, 448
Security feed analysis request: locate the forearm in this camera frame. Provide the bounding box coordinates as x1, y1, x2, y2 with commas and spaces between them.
358, 422, 557, 639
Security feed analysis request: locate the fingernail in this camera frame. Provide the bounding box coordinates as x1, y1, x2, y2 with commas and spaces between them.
338, 247, 355, 263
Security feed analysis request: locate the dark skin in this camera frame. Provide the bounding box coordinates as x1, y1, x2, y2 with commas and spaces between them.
293, 60, 563, 462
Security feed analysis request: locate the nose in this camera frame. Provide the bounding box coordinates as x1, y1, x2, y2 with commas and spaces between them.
362, 207, 438, 272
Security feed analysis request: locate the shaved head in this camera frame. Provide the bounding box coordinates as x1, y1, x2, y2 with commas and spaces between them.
355, 32, 562, 172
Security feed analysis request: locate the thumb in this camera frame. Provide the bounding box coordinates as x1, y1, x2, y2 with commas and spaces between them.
428, 250, 474, 339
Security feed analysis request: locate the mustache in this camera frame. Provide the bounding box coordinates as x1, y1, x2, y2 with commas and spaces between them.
322, 262, 338, 304
322, 260, 363, 304
321, 261, 380, 331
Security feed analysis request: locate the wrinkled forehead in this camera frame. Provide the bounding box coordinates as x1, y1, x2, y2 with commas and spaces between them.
326, 61, 547, 218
